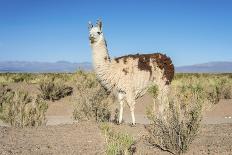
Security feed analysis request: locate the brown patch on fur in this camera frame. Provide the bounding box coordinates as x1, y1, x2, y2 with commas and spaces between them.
138, 56, 152, 73
115, 57, 128, 64
104, 56, 111, 62
123, 58, 127, 64
122, 68, 129, 75
115, 53, 175, 84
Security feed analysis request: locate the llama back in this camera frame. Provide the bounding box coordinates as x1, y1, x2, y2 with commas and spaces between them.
114, 53, 174, 84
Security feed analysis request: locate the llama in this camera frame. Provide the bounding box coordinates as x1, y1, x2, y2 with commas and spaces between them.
88, 19, 174, 125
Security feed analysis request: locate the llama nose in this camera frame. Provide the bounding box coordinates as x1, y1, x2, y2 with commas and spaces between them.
89, 34, 94, 39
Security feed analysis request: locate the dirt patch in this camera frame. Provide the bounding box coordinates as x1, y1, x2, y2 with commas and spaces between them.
187, 124, 232, 155
203, 99, 232, 124
205, 99, 232, 117
0, 122, 105, 155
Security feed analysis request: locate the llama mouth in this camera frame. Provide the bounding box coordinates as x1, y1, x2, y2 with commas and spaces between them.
89, 37, 95, 44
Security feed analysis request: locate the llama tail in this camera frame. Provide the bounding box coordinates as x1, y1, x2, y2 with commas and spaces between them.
152, 53, 175, 84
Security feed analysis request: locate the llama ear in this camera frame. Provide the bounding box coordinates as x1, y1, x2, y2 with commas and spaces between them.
97, 19, 103, 31
88, 21, 93, 30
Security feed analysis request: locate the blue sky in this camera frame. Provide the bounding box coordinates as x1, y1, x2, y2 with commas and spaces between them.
0, 0, 232, 66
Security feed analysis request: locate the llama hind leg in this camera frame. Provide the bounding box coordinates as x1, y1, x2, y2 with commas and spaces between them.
118, 92, 125, 124
130, 107, 135, 125
129, 101, 136, 125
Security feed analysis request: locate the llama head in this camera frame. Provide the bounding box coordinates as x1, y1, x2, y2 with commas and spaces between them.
88, 19, 104, 44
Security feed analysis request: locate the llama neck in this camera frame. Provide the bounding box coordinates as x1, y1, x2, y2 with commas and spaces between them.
91, 38, 115, 90
91, 38, 110, 69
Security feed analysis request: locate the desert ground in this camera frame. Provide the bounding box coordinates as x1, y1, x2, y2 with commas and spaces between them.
0, 74, 232, 155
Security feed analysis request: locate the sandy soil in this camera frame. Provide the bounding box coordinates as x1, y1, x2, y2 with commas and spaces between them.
0, 122, 106, 155
1, 122, 232, 155
202, 99, 232, 124
1, 83, 232, 154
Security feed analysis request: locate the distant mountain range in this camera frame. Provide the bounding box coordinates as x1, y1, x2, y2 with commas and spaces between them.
0, 61, 92, 73
0, 61, 232, 73
176, 61, 232, 73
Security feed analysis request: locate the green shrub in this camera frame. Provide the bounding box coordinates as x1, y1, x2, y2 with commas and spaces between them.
0, 90, 48, 127
148, 85, 159, 98
100, 123, 135, 155
39, 79, 73, 101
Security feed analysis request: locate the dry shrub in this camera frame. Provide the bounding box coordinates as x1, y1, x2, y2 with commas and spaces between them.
0, 84, 11, 108
73, 71, 113, 122
39, 78, 73, 101
11, 73, 34, 83
146, 84, 204, 155
216, 77, 232, 99
204, 82, 220, 105
0, 90, 48, 128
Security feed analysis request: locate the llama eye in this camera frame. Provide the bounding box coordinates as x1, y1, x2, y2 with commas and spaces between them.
97, 32, 101, 35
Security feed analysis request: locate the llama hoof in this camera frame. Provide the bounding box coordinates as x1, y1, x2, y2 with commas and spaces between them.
116, 119, 124, 125
116, 121, 123, 125
130, 123, 136, 127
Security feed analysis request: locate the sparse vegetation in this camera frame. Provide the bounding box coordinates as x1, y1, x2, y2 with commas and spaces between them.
100, 123, 135, 155
0, 90, 48, 128
173, 73, 232, 102
0, 73, 73, 84
0, 72, 232, 153
39, 78, 73, 101
73, 71, 113, 122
